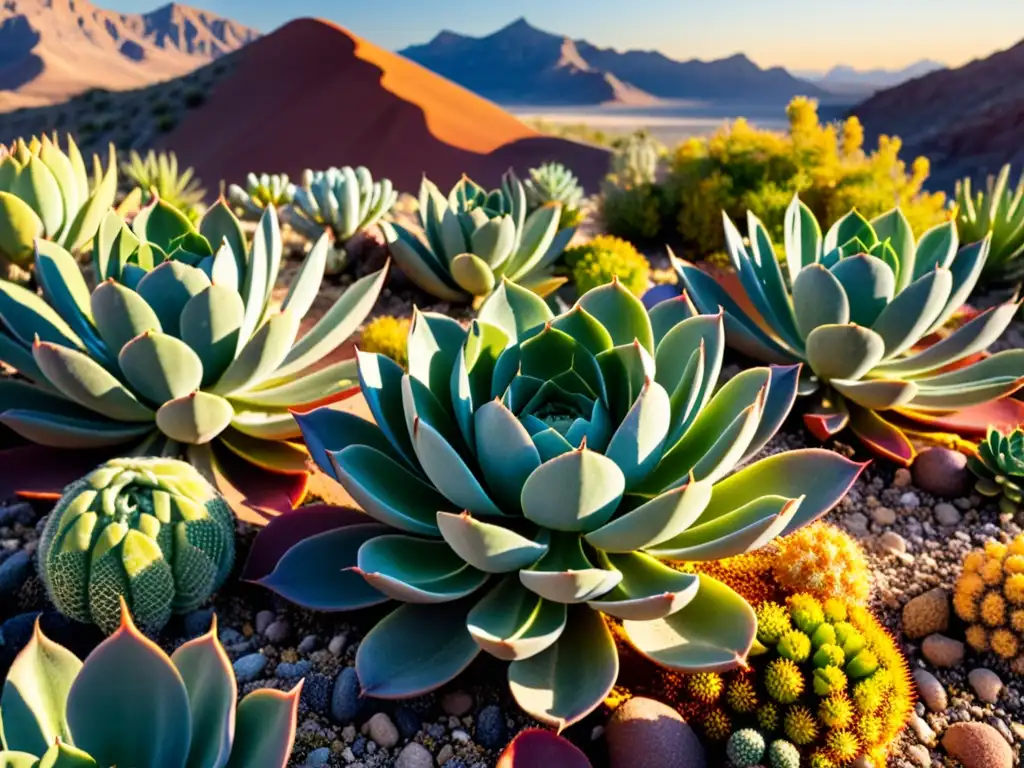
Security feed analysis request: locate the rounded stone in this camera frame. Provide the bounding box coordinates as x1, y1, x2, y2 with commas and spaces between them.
305, 747, 331, 767
367, 712, 400, 748
879, 531, 908, 555
297, 634, 320, 654
233, 653, 268, 683
870, 506, 896, 526
264, 619, 291, 645
475, 705, 507, 750
913, 668, 947, 712
922, 634, 964, 668
968, 668, 1003, 704
913, 447, 969, 498
255, 609, 275, 635
606, 697, 706, 768
934, 502, 961, 526
395, 742, 434, 768
942, 722, 1013, 768
906, 744, 931, 768
441, 690, 474, 717
330, 666, 363, 724
902, 588, 950, 639
0, 550, 31, 596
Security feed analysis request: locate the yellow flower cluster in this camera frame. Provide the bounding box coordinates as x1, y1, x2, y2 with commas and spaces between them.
773, 522, 872, 605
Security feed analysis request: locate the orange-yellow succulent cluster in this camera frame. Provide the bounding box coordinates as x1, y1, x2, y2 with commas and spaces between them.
954, 536, 1024, 673
772, 522, 873, 605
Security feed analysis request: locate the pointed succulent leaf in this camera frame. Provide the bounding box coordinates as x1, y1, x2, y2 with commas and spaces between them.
521, 449, 625, 533
0, 190, 45, 267
870, 208, 916, 290
90, 280, 162, 354
356, 535, 489, 603
847, 404, 915, 465
410, 415, 504, 517
436, 511, 548, 573
925, 236, 990, 336
588, 551, 700, 621
792, 264, 850, 339
34, 241, 103, 356
179, 285, 245, 388
0, 409, 153, 448
577, 279, 654, 353
224, 686, 300, 768
805, 324, 885, 381
354, 350, 418, 468
407, 309, 467, 406
784, 194, 822, 283
211, 310, 300, 395
604, 379, 671, 489
831, 378, 918, 410
170, 620, 235, 768
519, 535, 622, 603
870, 268, 953, 359
0, 279, 83, 350
135, 261, 211, 338
828, 254, 895, 327
584, 480, 712, 552
912, 219, 958, 280
467, 576, 566, 661
155, 392, 234, 444
199, 199, 248, 278
280, 232, 328, 320
118, 331, 204, 404
478, 279, 553, 343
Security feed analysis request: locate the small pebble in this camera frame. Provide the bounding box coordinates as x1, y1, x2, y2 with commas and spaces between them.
475, 705, 506, 750
220, 627, 244, 646
878, 531, 908, 555
606, 697, 706, 768
305, 747, 330, 767
328, 633, 348, 655
913, 447, 969, 497
0, 550, 31, 596
921, 634, 964, 668
894, 468, 913, 487
395, 742, 433, 768
913, 668, 947, 712
330, 667, 363, 724
870, 506, 896, 526
255, 610, 275, 635
934, 502, 961, 526
899, 491, 920, 509
906, 744, 930, 768
264, 619, 291, 645
275, 660, 311, 679
451, 729, 471, 743
233, 653, 267, 683
902, 588, 950, 639
297, 634, 320, 654
342, 725, 357, 743
968, 668, 1003, 704
910, 714, 937, 746
436, 744, 454, 765
442, 691, 474, 717
367, 712, 400, 749
846, 512, 869, 536
942, 722, 1013, 768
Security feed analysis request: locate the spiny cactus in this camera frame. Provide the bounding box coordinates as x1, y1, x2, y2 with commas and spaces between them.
954, 535, 1024, 673
969, 427, 1024, 515
680, 594, 913, 767
38, 457, 235, 634
772, 521, 872, 605
564, 234, 650, 297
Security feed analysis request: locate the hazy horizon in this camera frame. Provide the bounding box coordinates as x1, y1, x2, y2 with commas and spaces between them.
94, 0, 1024, 72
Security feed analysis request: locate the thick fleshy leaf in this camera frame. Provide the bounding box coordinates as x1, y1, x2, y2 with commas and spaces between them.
437, 511, 547, 573
34, 241, 105, 359
508, 606, 618, 730
604, 379, 671, 490
450, 252, 496, 296
383, 222, 467, 301
784, 195, 823, 283
871, 207, 916, 291
742, 363, 800, 462
211, 310, 300, 395
219, 429, 308, 474
912, 219, 958, 280
805, 324, 885, 381
356, 534, 488, 603
0, 279, 83, 350
90, 279, 162, 354
200, 199, 248, 278
118, 331, 203, 405
869, 268, 952, 359
67, 605, 191, 768
354, 350, 418, 468
0, 190, 44, 266
170, 619, 235, 768
828, 254, 895, 327
467, 576, 566, 661
135, 260, 211, 338
621, 575, 756, 672
831, 378, 918, 410
356, 602, 481, 698
228, 406, 302, 440
243, 505, 369, 581
899, 397, 1024, 437
256, 522, 389, 610
410, 415, 504, 517
848, 404, 916, 466
588, 552, 700, 621
584, 480, 712, 553
406, 309, 467, 407
155, 392, 234, 444
791, 264, 849, 339
472, 400, 541, 513
478, 279, 554, 342
328, 446, 450, 535
577, 279, 654, 353
520, 535, 622, 603
804, 397, 850, 440
496, 729, 592, 768
225, 686, 301, 768
551, 304, 615, 356
521, 449, 625, 533
924, 237, 989, 336
654, 312, 724, 438
179, 285, 245, 388
0, 409, 152, 448
0, 620, 81, 755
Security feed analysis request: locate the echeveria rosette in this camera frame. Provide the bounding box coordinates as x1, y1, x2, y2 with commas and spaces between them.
670, 195, 1024, 466
382, 171, 574, 305
39, 458, 235, 634
228, 172, 296, 221
253, 279, 865, 729
0, 197, 386, 522
0, 599, 300, 768
969, 427, 1024, 515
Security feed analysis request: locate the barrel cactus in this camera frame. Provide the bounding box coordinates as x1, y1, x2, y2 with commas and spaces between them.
969, 427, 1024, 515
955, 164, 1024, 283
228, 172, 296, 221
382, 171, 575, 305
252, 280, 864, 728
0, 134, 117, 272
39, 457, 235, 634
286, 166, 397, 274
669, 195, 1024, 465
0, 198, 386, 521
0, 601, 300, 767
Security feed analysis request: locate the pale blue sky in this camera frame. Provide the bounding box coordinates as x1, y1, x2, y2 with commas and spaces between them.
108, 0, 1024, 70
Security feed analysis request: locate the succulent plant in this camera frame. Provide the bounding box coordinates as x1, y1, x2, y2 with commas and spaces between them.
382, 171, 575, 305
228, 172, 296, 221
565, 234, 650, 297
680, 594, 913, 767
121, 149, 205, 219
954, 535, 1024, 673
667, 195, 1024, 465
524, 162, 585, 228
286, 166, 397, 274
955, 164, 1024, 282
0, 134, 117, 270
39, 457, 235, 634
969, 427, 1024, 515
772, 521, 872, 605
0, 198, 386, 522
610, 131, 661, 188
252, 279, 864, 728
0, 600, 300, 767
359, 315, 411, 369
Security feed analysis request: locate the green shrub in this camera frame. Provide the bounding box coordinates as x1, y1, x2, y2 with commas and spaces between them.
565, 234, 650, 296
184, 88, 206, 109
156, 115, 177, 133
601, 182, 665, 242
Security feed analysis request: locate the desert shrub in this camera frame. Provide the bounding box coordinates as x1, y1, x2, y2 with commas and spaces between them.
666, 97, 947, 258
564, 234, 650, 296
151, 100, 172, 116
184, 87, 206, 109
156, 115, 177, 133
526, 118, 618, 147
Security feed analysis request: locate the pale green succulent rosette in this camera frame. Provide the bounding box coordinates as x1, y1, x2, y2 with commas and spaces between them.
0, 601, 300, 768
38, 457, 235, 634
0, 134, 117, 269
256, 279, 864, 729
228, 172, 296, 221
955, 164, 1024, 282
674, 195, 1024, 466
970, 427, 1024, 515
524, 161, 585, 227
381, 171, 575, 304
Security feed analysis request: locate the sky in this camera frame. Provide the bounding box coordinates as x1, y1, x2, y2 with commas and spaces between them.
105, 0, 1024, 71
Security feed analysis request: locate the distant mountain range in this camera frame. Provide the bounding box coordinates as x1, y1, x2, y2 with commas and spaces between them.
400, 17, 829, 106
853, 41, 1024, 191
795, 60, 947, 96
0, 0, 258, 111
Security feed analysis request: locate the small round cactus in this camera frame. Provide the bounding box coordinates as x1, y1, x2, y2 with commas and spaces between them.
38, 457, 235, 634
564, 235, 650, 297
773, 521, 872, 604
359, 315, 411, 369
726, 728, 765, 767
954, 534, 1024, 672
767, 739, 801, 768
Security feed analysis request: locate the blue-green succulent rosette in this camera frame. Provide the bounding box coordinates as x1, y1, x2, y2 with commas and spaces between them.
249, 280, 864, 729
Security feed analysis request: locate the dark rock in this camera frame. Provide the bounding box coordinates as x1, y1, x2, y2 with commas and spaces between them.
0, 550, 32, 596
233, 653, 268, 683
301, 672, 332, 714
394, 705, 421, 739
264, 619, 291, 645
305, 747, 330, 767
0, 502, 36, 526
219, 627, 244, 646
912, 447, 969, 498
275, 660, 312, 679
606, 696, 706, 768
351, 736, 366, 757
330, 666, 363, 723
297, 634, 320, 654
476, 704, 506, 750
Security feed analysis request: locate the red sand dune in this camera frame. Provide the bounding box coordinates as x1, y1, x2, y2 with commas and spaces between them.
163, 18, 611, 194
